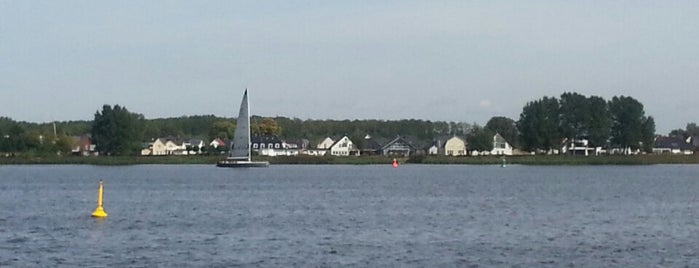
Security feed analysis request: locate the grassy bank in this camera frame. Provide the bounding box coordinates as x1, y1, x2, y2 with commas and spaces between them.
418, 154, 699, 165
0, 155, 222, 165
1, 154, 698, 166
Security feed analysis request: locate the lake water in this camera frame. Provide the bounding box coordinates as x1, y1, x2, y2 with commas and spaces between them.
1, 164, 698, 267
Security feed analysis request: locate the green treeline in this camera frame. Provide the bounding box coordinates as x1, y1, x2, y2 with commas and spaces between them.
2, 92, 697, 157
517, 93, 657, 154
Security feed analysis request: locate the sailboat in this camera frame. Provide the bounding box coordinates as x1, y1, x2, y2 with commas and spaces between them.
216, 89, 270, 168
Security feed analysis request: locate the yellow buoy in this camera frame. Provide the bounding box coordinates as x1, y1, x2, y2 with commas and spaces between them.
91, 180, 108, 218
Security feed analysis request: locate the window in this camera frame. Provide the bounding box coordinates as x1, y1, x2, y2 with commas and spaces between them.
253, 144, 258, 149
275, 143, 280, 149
268, 143, 273, 149
260, 144, 265, 149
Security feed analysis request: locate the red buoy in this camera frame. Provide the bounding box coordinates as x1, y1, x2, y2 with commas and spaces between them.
392, 158, 398, 168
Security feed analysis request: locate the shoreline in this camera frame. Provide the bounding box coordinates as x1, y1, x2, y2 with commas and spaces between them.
1, 154, 698, 166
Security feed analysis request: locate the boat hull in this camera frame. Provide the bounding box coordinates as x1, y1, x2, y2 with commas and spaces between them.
216, 160, 270, 168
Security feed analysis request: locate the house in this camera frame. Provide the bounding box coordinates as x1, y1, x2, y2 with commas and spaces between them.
653, 136, 695, 155
689, 136, 699, 152
561, 138, 602, 156
209, 138, 228, 154
148, 137, 187, 155
361, 135, 386, 156
284, 139, 310, 150
252, 135, 284, 156
329, 136, 360, 156
380, 136, 416, 156
165, 139, 187, 155
186, 139, 205, 155
210, 138, 226, 149
444, 136, 467, 156
151, 138, 167, 155
491, 133, 514, 156
428, 136, 467, 156
316, 137, 335, 149
470, 133, 515, 156
427, 143, 439, 155
141, 145, 152, 156
427, 135, 448, 155
71, 135, 97, 156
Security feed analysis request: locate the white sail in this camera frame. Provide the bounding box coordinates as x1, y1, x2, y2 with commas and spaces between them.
228, 89, 251, 161
218, 89, 269, 167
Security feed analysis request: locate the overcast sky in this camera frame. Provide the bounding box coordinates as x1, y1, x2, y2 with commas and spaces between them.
1, 1, 697, 134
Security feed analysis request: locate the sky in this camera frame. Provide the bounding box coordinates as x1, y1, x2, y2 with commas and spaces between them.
1, 1, 697, 134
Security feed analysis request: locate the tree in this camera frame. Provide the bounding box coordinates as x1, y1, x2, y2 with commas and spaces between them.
688, 123, 699, 137
209, 121, 235, 140
609, 96, 645, 153
253, 117, 282, 136
0, 118, 38, 153
91, 105, 145, 155
517, 96, 561, 153
586, 96, 611, 147
641, 116, 656, 153
670, 123, 699, 138
559, 92, 589, 142
468, 126, 494, 153
485, 116, 518, 148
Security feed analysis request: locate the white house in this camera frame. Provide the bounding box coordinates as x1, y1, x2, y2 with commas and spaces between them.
316, 137, 335, 149
165, 139, 187, 155
329, 136, 359, 156
151, 138, 168, 155
491, 133, 514, 156
210, 138, 226, 149
148, 138, 188, 155
186, 139, 205, 155
470, 133, 514, 156
561, 138, 603, 156
427, 144, 439, 155
303, 149, 328, 156
444, 136, 467, 156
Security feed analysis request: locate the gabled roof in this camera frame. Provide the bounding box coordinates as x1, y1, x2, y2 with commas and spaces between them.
329, 136, 358, 150
363, 137, 386, 150
493, 133, 510, 144
252, 135, 282, 143
156, 137, 185, 145
186, 139, 204, 144
655, 136, 694, 150
429, 135, 467, 149
381, 135, 417, 150
284, 138, 309, 145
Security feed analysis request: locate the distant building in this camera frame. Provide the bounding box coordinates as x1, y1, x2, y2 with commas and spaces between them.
491, 133, 514, 156
380, 136, 416, 156
316, 137, 335, 149
72, 134, 97, 156
252, 135, 287, 156
653, 136, 695, 155
210, 138, 226, 149
329, 136, 360, 156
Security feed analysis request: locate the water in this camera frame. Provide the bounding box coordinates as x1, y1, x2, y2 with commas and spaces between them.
1, 164, 698, 267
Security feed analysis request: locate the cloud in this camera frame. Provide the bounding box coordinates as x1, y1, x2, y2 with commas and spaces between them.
479, 99, 492, 108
